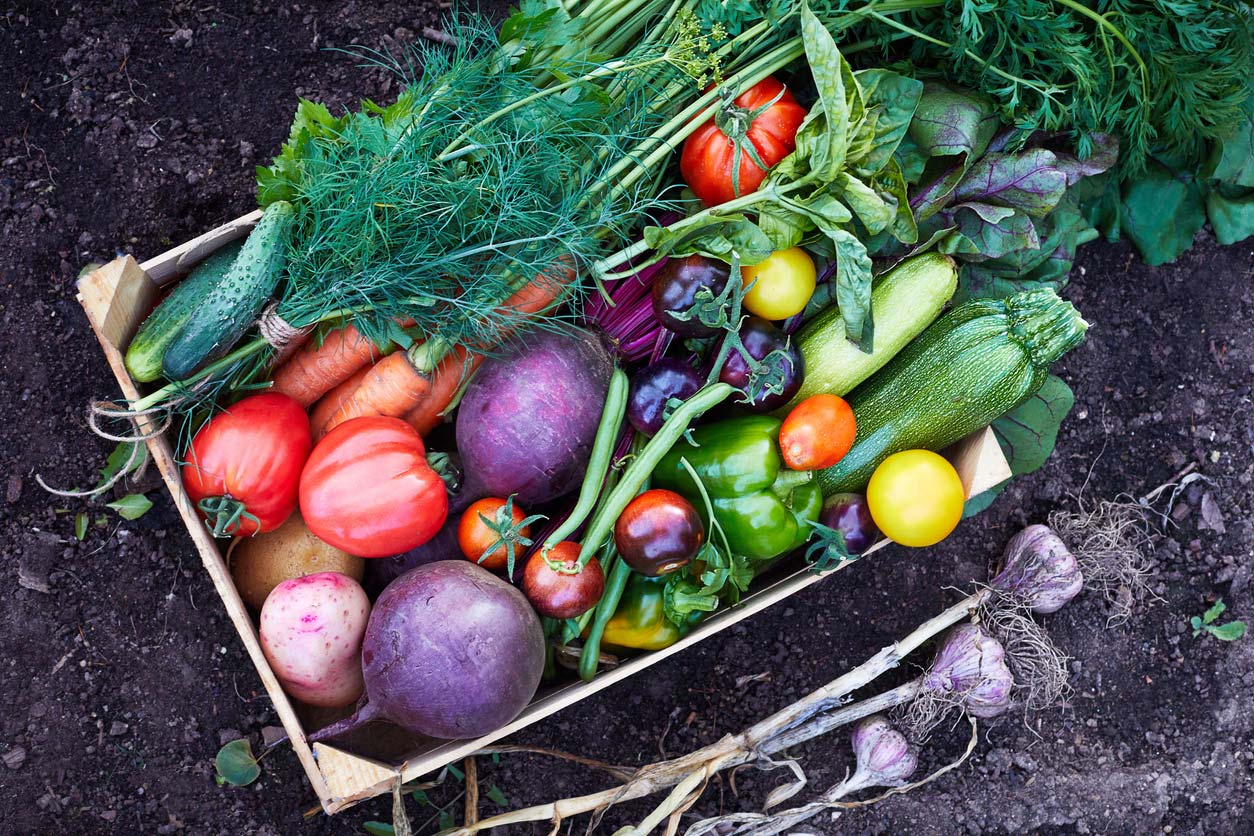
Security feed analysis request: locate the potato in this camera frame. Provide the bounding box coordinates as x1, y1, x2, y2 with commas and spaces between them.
260, 572, 369, 708
230, 511, 364, 610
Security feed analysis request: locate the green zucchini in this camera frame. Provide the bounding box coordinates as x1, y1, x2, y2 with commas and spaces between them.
124, 241, 244, 382
819, 288, 1087, 495
782, 252, 958, 412
162, 200, 296, 380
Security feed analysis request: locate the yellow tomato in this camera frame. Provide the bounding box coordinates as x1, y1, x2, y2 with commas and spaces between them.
740, 247, 816, 320
866, 450, 964, 547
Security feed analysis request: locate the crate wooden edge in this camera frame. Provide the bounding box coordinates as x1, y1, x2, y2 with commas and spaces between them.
75, 255, 339, 810
79, 218, 1013, 815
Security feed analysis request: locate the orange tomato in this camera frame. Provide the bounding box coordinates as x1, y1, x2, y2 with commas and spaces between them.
779, 394, 856, 470
457, 497, 532, 571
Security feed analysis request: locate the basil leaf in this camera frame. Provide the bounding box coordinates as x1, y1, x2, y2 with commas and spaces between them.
851, 70, 924, 177
758, 202, 812, 251
824, 227, 874, 352
794, 4, 859, 182
106, 494, 153, 521
644, 214, 774, 264
836, 173, 893, 235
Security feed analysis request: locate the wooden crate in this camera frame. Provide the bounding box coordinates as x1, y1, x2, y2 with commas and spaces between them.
76, 213, 1012, 814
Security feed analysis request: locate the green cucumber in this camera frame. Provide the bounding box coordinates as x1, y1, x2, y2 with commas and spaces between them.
162, 201, 296, 380
124, 241, 244, 382
819, 288, 1087, 495
782, 252, 958, 412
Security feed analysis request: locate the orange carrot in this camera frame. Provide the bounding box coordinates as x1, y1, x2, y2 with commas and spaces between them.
310, 364, 374, 441
403, 264, 577, 435
316, 350, 433, 438
403, 347, 483, 436
313, 265, 577, 438
272, 318, 415, 407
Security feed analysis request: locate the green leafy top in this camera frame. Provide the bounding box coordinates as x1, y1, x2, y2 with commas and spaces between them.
637, 8, 924, 352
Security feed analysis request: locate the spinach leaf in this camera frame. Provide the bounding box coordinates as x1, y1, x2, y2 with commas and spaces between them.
1205, 91, 1254, 189
1120, 160, 1207, 266
1206, 184, 1254, 246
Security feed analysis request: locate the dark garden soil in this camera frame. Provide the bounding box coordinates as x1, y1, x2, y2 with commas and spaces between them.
1, 2, 1252, 834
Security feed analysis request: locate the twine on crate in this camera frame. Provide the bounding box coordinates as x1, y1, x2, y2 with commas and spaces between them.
258, 303, 312, 365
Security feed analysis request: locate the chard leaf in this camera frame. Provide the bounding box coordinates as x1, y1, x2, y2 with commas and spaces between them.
909, 83, 998, 159
851, 70, 924, 177
1054, 133, 1119, 185
1205, 184, 1254, 246
951, 150, 1069, 217
1120, 160, 1207, 266
958, 203, 1092, 301
908, 84, 998, 220
964, 375, 1074, 517
950, 203, 1038, 259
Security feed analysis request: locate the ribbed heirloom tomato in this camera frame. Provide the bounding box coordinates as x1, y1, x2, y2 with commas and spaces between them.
182, 392, 311, 537
680, 76, 807, 207
299, 417, 448, 558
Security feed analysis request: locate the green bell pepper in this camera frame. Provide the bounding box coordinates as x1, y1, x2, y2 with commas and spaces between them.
652, 415, 823, 562
601, 574, 702, 651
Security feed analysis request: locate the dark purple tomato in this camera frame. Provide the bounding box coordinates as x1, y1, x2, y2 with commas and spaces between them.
627, 358, 704, 435
614, 489, 705, 576
718, 316, 804, 413
651, 255, 731, 338
521, 542, 605, 619
819, 492, 879, 554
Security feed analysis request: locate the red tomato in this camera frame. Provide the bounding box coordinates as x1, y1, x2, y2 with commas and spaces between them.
780, 394, 857, 470
522, 542, 605, 619
680, 76, 807, 207
299, 417, 448, 558
182, 392, 311, 537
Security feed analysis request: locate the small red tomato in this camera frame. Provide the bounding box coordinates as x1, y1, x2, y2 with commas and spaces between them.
614, 489, 704, 576
522, 542, 605, 619
680, 76, 808, 207
182, 392, 311, 537
780, 394, 857, 471
458, 497, 533, 572
299, 417, 448, 558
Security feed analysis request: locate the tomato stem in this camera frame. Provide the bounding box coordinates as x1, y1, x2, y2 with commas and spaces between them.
196, 495, 259, 538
